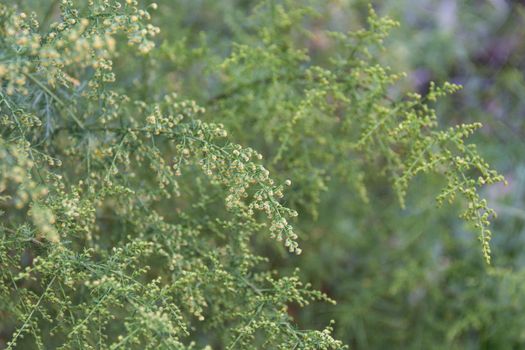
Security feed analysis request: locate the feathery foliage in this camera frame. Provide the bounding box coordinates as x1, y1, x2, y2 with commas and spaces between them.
0, 0, 505, 349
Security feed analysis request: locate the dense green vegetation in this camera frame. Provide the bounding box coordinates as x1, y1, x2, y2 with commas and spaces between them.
1, 1, 523, 349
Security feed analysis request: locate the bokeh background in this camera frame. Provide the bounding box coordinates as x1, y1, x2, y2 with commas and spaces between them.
12, 0, 525, 348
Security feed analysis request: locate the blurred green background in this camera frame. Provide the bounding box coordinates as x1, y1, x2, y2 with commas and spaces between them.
14, 0, 525, 348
